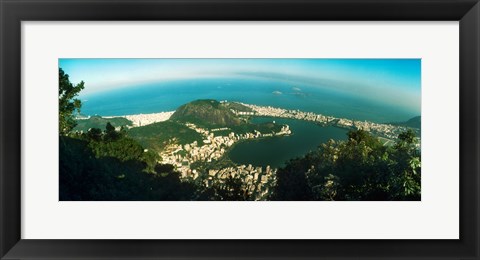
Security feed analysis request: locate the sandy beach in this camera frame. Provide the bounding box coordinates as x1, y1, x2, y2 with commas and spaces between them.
116, 111, 174, 127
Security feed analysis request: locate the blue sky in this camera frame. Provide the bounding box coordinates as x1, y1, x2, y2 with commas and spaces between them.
59, 58, 421, 111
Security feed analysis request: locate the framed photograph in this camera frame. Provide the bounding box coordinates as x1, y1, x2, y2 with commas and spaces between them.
1, 0, 479, 259
58, 57, 423, 202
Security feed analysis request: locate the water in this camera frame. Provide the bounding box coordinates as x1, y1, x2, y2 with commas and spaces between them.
80, 77, 417, 168
80, 77, 417, 123
228, 117, 349, 168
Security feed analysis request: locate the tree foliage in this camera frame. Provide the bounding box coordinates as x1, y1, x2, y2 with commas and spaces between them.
59, 68, 85, 135
82, 124, 159, 173
60, 136, 196, 200
271, 129, 421, 201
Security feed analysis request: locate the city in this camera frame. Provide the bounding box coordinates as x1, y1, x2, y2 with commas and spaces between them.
82, 101, 419, 200
156, 121, 290, 200
240, 103, 420, 142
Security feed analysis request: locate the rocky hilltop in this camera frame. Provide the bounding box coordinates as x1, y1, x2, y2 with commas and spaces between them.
170, 99, 245, 127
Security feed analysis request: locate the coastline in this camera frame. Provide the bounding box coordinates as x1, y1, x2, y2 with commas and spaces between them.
91, 101, 419, 145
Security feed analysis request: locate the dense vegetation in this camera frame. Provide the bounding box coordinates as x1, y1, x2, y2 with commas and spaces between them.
271, 129, 421, 201
59, 68, 421, 201
61, 123, 257, 200
128, 121, 204, 151
74, 115, 132, 132
60, 134, 196, 200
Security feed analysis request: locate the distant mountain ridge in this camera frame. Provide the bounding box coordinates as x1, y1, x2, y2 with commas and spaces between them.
389, 116, 421, 129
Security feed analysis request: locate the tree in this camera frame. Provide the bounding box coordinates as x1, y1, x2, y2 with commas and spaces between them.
87, 127, 103, 142
390, 129, 421, 200
104, 122, 120, 141
394, 129, 418, 153
347, 128, 382, 149
271, 156, 314, 201
59, 68, 85, 135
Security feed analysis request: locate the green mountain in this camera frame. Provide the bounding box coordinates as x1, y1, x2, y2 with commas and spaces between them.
389, 116, 421, 129
128, 121, 204, 151
169, 99, 284, 135
404, 116, 421, 128
170, 99, 243, 127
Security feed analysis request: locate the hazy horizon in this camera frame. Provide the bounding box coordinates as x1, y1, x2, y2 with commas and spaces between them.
59, 58, 421, 116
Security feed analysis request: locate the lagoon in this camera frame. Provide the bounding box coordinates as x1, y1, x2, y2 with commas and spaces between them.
228, 117, 349, 168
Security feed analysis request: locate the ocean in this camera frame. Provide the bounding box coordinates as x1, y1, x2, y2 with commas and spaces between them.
80, 77, 419, 168
80, 77, 418, 124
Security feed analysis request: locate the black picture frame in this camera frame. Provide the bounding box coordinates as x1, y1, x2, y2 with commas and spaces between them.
1, 0, 479, 259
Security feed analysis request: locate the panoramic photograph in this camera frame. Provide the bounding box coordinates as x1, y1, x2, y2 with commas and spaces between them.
59, 58, 421, 201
